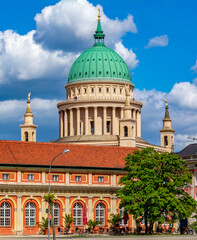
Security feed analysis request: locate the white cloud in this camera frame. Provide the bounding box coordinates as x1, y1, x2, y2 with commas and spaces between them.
191, 60, 197, 73
134, 82, 197, 151
33, 0, 137, 52
0, 0, 138, 84
145, 35, 169, 48
0, 30, 78, 84
0, 98, 58, 122
0, 98, 59, 141
114, 42, 139, 69
193, 78, 197, 84
168, 82, 197, 109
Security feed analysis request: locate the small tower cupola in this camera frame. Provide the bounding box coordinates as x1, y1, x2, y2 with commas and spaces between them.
94, 8, 105, 46
119, 86, 136, 147
159, 99, 175, 152
20, 92, 37, 142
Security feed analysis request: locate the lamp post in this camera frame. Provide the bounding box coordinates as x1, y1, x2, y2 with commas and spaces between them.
48, 149, 70, 240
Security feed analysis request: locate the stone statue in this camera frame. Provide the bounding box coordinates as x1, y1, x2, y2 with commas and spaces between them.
28, 92, 31, 101
164, 98, 168, 107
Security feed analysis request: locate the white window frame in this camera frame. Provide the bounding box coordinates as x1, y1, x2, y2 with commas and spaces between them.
73, 202, 82, 226
96, 203, 105, 225
120, 207, 128, 226
25, 202, 36, 226
75, 176, 81, 182
52, 175, 59, 182
0, 202, 11, 226
28, 174, 34, 181
53, 202, 59, 226
98, 176, 104, 183
3, 173, 9, 180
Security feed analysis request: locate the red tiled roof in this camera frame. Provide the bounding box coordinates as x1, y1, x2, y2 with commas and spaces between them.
0, 140, 137, 169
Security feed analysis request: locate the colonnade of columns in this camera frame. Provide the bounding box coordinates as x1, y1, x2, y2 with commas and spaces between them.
59, 106, 141, 139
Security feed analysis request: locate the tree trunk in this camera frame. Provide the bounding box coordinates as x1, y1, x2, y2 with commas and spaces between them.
149, 222, 153, 234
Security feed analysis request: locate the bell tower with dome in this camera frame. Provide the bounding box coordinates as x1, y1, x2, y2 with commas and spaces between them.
56, 10, 143, 146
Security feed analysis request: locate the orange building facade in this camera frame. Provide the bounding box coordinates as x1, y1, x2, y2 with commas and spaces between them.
0, 140, 136, 235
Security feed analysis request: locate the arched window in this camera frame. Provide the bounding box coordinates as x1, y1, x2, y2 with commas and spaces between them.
73, 202, 82, 226
120, 207, 128, 226
25, 202, 36, 226
0, 202, 11, 226
164, 136, 168, 146
96, 203, 105, 225
124, 126, 128, 137
53, 202, 59, 226
25, 132, 28, 141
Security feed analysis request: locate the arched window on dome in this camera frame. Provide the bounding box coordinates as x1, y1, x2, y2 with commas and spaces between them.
25, 202, 36, 226
96, 203, 105, 225
124, 126, 128, 137
73, 202, 82, 226
0, 202, 11, 226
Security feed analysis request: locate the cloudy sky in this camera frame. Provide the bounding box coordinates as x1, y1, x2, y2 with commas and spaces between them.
0, 0, 197, 151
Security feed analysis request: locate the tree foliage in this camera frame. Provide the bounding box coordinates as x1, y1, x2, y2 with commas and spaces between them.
117, 147, 197, 233
87, 220, 101, 230
108, 213, 122, 227
63, 214, 73, 233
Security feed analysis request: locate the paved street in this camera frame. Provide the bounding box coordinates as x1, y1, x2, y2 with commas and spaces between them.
0, 235, 197, 240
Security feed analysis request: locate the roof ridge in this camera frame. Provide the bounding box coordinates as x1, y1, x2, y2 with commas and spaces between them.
0, 140, 138, 150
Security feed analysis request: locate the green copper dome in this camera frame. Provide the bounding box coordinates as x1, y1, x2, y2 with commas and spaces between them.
68, 20, 131, 84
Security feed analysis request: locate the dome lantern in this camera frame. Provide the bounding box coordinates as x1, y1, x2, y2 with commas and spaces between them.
94, 8, 105, 46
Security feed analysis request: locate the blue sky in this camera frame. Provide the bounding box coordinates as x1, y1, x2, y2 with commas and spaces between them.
0, 0, 197, 151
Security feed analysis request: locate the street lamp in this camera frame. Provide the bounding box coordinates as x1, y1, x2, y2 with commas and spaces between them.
48, 149, 70, 240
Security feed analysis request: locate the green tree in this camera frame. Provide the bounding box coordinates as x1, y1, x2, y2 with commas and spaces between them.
108, 213, 122, 227
63, 214, 73, 233
87, 220, 101, 230
117, 147, 197, 234
44, 192, 56, 239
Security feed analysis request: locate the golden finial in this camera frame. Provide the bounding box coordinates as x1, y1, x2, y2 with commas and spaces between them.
98, 8, 101, 21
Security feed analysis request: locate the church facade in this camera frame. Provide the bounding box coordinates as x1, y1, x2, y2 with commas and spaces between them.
0, 12, 175, 235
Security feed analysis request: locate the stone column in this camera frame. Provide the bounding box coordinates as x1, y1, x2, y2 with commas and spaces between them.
59, 111, 63, 138
137, 111, 141, 137
17, 171, 21, 184
94, 107, 98, 135
88, 196, 93, 220
111, 196, 117, 214
89, 173, 92, 185
66, 172, 69, 185
16, 196, 22, 234
65, 196, 70, 214
77, 108, 80, 135
42, 172, 45, 184
64, 110, 68, 137
120, 108, 123, 119
69, 109, 73, 136
103, 107, 107, 135
85, 107, 89, 135
41, 196, 46, 219
112, 107, 116, 135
